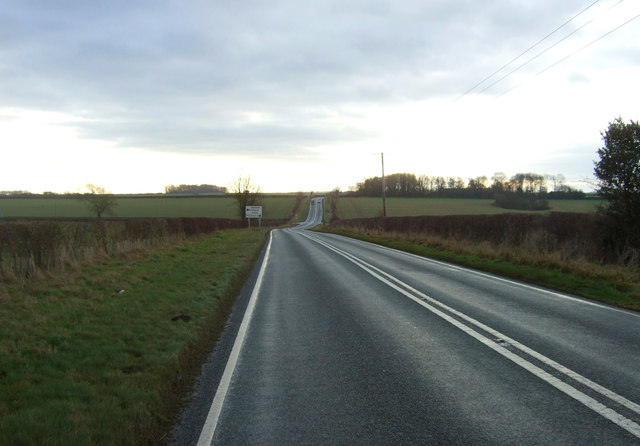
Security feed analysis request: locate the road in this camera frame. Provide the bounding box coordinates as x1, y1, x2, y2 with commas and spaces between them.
172, 198, 640, 445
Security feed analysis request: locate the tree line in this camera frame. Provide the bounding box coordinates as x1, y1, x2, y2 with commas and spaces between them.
164, 184, 227, 195
346, 117, 640, 254
348, 172, 584, 199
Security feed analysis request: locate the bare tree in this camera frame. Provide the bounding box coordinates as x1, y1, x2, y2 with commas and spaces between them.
491, 172, 508, 192
230, 175, 263, 218
327, 187, 341, 222
80, 184, 117, 218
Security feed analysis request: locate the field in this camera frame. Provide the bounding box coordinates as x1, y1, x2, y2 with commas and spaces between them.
1, 195, 599, 220
0, 196, 302, 219
335, 197, 602, 219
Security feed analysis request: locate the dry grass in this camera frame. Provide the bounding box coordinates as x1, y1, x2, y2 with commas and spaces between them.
0, 219, 247, 284
323, 214, 640, 311
366, 227, 639, 288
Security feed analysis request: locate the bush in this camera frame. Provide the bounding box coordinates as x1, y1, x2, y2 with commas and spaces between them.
494, 192, 549, 211
0, 218, 246, 282
328, 213, 615, 264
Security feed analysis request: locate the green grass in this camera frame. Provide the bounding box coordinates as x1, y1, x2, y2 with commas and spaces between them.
0, 229, 268, 445
292, 195, 312, 223
317, 228, 639, 312
336, 197, 602, 219
547, 199, 602, 213
0, 196, 298, 219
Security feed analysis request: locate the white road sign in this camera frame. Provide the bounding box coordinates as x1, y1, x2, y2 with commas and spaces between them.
245, 206, 263, 218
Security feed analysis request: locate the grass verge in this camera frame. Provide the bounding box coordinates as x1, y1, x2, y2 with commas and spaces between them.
317, 228, 640, 312
0, 228, 268, 445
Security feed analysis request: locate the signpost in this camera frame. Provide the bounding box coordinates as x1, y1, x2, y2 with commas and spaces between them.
245, 205, 263, 228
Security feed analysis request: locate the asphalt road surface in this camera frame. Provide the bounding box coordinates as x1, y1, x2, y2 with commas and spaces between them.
171, 198, 640, 445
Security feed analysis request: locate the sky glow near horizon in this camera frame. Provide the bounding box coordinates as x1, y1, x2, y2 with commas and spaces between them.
1, 0, 639, 194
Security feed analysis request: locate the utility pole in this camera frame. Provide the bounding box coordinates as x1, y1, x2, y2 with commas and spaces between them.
381, 152, 386, 217
373, 152, 388, 217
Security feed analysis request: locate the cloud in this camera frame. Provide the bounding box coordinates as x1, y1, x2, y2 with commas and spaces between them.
567, 72, 590, 83
1, 0, 637, 167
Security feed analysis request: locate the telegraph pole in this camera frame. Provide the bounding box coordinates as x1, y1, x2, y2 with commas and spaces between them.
381, 152, 386, 217
373, 152, 387, 217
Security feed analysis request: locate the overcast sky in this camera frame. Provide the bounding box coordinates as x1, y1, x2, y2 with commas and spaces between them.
1, 0, 639, 193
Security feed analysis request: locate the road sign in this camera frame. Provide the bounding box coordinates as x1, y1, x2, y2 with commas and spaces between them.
245, 206, 262, 218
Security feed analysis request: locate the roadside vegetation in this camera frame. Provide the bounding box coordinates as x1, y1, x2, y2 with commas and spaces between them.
319, 213, 639, 311
0, 228, 269, 445
0, 218, 248, 283
0, 176, 306, 444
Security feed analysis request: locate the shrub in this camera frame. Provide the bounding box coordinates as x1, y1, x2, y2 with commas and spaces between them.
0, 218, 246, 282
494, 192, 549, 211
328, 213, 617, 264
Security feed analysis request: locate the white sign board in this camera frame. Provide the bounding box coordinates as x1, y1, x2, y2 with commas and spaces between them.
245, 205, 263, 218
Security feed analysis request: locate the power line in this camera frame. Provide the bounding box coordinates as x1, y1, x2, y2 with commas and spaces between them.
495, 8, 640, 98
455, 0, 603, 101
477, 0, 624, 96
535, 10, 640, 76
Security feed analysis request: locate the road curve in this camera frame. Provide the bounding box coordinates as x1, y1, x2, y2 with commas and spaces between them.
295, 196, 324, 229
172, 198, 640, 445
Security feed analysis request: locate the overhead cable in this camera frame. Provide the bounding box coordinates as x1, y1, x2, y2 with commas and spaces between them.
455, 0, 603, 101
535, 10, 640, 77
495, 8, 639, 98
477, 0, 624, 96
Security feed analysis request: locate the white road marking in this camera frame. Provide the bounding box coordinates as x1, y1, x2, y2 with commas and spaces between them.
196, 232, 273, 446
328, 231, 640, 319
295, 197, 324, 229
302, 232, 640, 439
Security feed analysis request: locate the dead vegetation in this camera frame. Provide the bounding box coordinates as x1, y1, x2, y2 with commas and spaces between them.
0, 218, 246, 283
325, 213, 640, 306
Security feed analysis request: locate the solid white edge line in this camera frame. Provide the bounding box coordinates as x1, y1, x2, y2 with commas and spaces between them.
196, 231, 273, 446
302, 232, 640, 439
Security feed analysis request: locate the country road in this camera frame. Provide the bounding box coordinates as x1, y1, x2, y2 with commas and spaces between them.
171, 198, 640, 445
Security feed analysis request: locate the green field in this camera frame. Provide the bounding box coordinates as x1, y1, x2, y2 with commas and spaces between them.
1, 196, 598, 220
336, 197, 602, 219
0, 196, 300, 219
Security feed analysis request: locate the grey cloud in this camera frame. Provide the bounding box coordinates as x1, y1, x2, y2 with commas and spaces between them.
0, 0, 609, 157
65, 105, 375, 157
